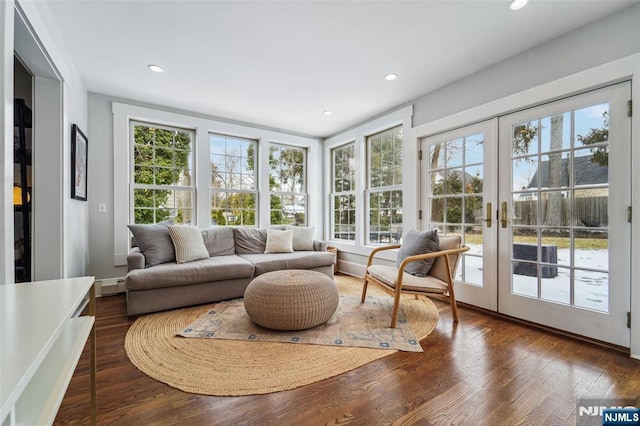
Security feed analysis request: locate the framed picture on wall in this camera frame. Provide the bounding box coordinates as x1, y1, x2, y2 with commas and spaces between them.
71, 124, 88, 201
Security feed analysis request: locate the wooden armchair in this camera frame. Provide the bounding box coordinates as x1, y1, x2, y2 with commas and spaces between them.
361, 234, 469, 328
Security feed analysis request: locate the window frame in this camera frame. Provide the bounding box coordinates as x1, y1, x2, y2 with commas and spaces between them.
209, 133, 259, 227
366, 125, 403, 245
330, 141, 357, 242
129, 120, 196, 225
268, 142, 308, 226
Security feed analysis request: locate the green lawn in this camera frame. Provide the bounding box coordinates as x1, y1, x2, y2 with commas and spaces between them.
463, 233, 607, 250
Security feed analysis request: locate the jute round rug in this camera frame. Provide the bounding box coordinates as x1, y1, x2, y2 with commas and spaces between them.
124, 275, 438, 396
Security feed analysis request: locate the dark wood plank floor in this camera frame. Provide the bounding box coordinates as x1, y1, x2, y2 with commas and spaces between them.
54, 282, 640, 425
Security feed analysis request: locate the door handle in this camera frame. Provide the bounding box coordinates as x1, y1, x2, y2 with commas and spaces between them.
479, 202, 492, 227
501, 201, 521, 228
501, 202, 508, 228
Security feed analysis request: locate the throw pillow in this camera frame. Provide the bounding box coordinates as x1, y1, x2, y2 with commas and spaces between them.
286, 226, 315, 251
397, 229, 440, 277
233, 228, 268, 254
127, 220, 176, 267
168, 225, 210, 264
264, 229, 294, 254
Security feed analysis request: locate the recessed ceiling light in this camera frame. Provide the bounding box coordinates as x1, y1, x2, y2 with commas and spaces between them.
148, 64, 164, 73
323, 110, 333, 116
384, 73, 398, 81
508, 0, 528, 11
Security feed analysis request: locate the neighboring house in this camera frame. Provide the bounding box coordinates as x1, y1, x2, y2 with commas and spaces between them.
527, 155, 608, 196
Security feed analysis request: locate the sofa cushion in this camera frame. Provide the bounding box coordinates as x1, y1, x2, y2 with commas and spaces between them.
264, 229, 294, 253
127, 221, 176, 267
168, 225, 210, 263
239, 251, 335, 276
201, 227, 236, 256
125, 255, 255, 291
234, 228, 267, 254
287, 226, 315, 251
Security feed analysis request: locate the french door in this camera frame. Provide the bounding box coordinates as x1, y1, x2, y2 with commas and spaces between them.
498, 83, 631, 347
421, 82, 631, 347
420, 121, 498, 311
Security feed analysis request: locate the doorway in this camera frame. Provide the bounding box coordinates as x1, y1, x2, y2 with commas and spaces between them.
421, 82, 632, 347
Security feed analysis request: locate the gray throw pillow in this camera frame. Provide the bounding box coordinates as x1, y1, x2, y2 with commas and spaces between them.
396, 229, 439, 277
127, 220, 176, 267
233, 227, 268, 254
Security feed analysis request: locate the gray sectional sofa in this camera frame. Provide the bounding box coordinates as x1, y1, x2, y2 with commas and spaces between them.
125, 226, 335, 316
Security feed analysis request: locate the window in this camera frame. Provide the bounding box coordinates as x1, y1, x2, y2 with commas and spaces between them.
131, 122, 194, 224
331, 143, 356, 241
210, 134, 257, 226
367, 126, 403, 244
269, 143, 307, 225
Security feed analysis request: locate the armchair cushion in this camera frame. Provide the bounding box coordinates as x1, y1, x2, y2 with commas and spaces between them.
367, 264, 448, 293
396, 229, 439, 277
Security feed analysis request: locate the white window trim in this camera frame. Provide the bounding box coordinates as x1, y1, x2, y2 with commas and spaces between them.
366, 126, 404, 246
209, 133, 259, 227
130, 120, 196, 225
329, 142, 356, 243
323, 105, 414, 258
268, 142, 308, 226
113, 102, 320, 266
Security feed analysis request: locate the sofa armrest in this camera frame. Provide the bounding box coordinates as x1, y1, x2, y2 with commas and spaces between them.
313, 240, 328, 252
127, 247, 146, 272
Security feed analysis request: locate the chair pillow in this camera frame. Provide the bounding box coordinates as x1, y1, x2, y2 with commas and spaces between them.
127, 220, 176, 267
168, 225, 210, 263
264, 229, 294, 253
286, 226, 314, 251
397, 229, 440, 277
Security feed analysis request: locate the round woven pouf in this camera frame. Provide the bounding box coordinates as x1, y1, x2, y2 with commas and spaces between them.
244, 270, 339, 331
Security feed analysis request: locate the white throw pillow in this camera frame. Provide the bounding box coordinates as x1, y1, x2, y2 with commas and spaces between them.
167, 225, 210, 263
264, 229, 294, 254
286, 226, 315, 251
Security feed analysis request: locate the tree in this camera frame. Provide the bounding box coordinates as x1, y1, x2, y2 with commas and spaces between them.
133, 125, 192, 224
578, 111, 608, 166
210, 142, 256, 226
544, 115, 564, 227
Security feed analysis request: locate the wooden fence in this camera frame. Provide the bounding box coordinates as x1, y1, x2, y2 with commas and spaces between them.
513, 196, 608, 227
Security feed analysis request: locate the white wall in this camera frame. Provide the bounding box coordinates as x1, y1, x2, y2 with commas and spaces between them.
412, 3, 640, 129
0, 0, 89, 283
0, 0, 15, 284
88, 93, 323, 281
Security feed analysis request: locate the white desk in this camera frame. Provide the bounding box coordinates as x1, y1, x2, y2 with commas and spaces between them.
0, 277, 96, 426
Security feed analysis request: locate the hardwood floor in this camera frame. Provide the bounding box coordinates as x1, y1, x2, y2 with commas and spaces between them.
55, 282, 640, 425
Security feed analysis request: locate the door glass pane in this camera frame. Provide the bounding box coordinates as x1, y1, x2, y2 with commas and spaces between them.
512, 262, 537, 298
509, 101, 611, 312
513, 156, 538, 191
574, 230, 608, 270
541, 228, 569, 267
513, 192, 538, 226
541, 266, 570, 305
427, 133, 485, 287
574, 269, 608, 312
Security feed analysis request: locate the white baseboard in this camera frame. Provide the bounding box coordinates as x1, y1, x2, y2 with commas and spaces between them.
96, 277, 126, 297
337, 260, 366, 278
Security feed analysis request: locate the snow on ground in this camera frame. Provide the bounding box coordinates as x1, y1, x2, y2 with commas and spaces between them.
459, 245, 609, 312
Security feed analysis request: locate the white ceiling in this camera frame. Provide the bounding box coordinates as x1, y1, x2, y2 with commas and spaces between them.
41, 0, 637, 138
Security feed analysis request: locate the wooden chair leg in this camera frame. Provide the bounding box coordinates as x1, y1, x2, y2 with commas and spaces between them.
444, 255, 459, 322
390, 287, 402, 328
361, 274, 369, 303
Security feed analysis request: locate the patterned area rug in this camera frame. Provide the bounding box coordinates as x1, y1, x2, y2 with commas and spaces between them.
124, 275, 439, 396
179, 295, 422, 352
